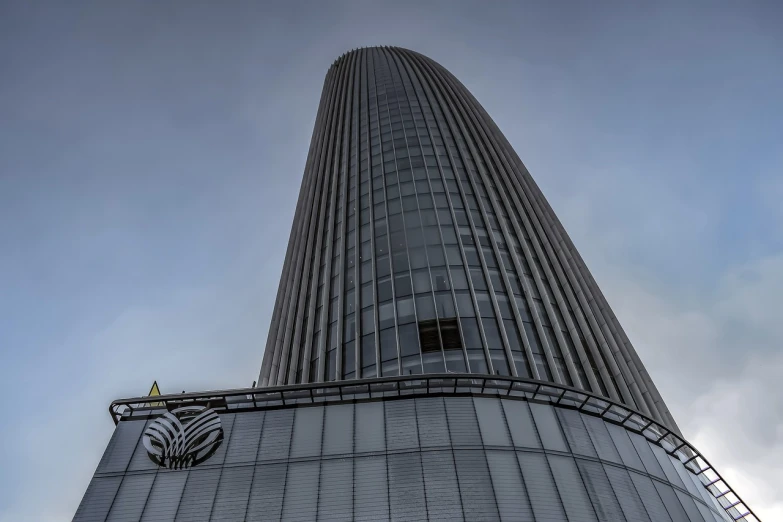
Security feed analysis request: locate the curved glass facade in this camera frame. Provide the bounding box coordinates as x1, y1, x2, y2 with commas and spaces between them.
78, 392, 730, 522
260, 47, 676, 432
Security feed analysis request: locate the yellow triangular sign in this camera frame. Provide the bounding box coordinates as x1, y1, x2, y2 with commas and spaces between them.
146, 380, 163, 407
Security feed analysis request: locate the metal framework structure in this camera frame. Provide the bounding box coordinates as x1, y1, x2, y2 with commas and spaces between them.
259, 46, 678, 433
109, 374, 758, 522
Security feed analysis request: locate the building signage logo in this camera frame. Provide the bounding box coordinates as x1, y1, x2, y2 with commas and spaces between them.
142, 406, 223, 469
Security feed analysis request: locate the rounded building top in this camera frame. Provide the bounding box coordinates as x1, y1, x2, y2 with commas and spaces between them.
261, 45, 680, 436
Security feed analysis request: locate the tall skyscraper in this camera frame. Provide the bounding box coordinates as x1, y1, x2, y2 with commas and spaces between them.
74, 47, 757, 521
259, 45, 677, 431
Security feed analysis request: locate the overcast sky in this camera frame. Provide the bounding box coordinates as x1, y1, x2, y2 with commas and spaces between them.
1, 1, 781, 520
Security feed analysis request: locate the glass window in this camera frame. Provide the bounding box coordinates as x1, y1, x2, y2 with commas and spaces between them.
409, 247, 427, 269
444, 349, 467, 373
343, 313, 355, 342
322, 403, 354, 456
463, 245, 480, 266
548, 455, 597, 522
421, 351, 445, 373
402, 195, 417, 212
392, 252, 409, 273
427, 244, 446, 266
523, 322, 542, 353
456, 291, 475, 317
354, 458, 389, 520
289, 407, 324, 458
533, 353, 552, 380
497, 400, 539, 449
420, 209, 437, 225
317, 459, 352, 520
223, 412, 265, 465
142, 472, 188, 519
435, 292, 456, 319
450, 267, 468, 289
375, 329, 396, 366
628, 432, 666, 480
415, 294, 436, 321
605, 423, 645, 471
628, 471, 675, 522
257, 409, 294, 461
454, 450, 500, 519
401, 354, 422, 375
490, 350, 510, 376
344, 289, 355, 315
104, 473, 155, 521
386, 400, 421, 448
434, 194, 449, 208
98, 420, 147, 474
389, 214, 405, 233
473, 397, 511, 446
581, 415, 622, 464
431, 268, 450, 291
469, 267, 487, 290
517, 452, 568, 521
486, 451, 534, 521
481, 317, 502, 349
496, 294, 513, 319
325, 348, 337, 381
488, 269, 504, 293
343, 340, 355, 378
420, 452, 462, 519
388, 198, 402, 214
361, 334, 376, 370
376, 255, 391, 277
575, 460, 626, 521
396, 297, 415, 324
361, 283, 373, 308
174, 469, 221, 521
444, 397, 481, 446
355, 403, 385, 453
649, 442, 687, 489
412, 269, 432, 293
398, 323, 419, 357
388, 453, 426, 519
440, 227, 457, 244
446, 245, 463, 265
555, 408, 597, 458
394, 273, 412, 296
529, 403, 568, 452
459, 318, 482, 350
467, 349, 488, 373
406, 213, 422, 232
377, 276, 392, 302
418, 194, 433, 209
423, 226, 440, 245
602, 465, 652, 522
378, 301, 395, 330
476, 292, 494, 317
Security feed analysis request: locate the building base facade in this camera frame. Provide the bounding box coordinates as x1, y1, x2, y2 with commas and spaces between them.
73, 375, 753, 521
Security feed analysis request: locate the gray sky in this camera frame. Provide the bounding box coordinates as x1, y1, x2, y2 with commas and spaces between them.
1, 1, 781, 519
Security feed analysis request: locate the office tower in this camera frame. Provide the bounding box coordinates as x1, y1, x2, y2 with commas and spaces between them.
74, 47, 757, 521
259, 45, 677, 432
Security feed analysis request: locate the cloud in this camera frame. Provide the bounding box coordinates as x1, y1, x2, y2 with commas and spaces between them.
0, 251, 277, 520
588, 248, 783, 520
520, 122, 783, 519
1, 2, 780, 520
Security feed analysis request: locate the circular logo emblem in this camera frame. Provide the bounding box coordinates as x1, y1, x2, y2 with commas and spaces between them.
142, 406, 223, 469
